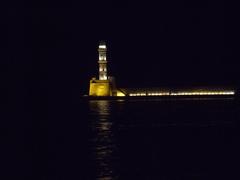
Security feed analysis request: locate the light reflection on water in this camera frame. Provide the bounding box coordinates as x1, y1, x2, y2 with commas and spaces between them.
89, 100, 118, 180
87, 98, 237, 179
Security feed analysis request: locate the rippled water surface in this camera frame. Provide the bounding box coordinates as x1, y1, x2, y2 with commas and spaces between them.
5, 98, 239, 179
86, 98, 239, 180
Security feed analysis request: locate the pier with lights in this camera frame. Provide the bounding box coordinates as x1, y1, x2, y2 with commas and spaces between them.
127, 90, 235, 97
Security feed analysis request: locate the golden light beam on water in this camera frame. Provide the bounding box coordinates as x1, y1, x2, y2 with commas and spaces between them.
89, 100, 117, 180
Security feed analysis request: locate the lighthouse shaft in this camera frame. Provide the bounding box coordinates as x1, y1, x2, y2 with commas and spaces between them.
98, 43, 107, 80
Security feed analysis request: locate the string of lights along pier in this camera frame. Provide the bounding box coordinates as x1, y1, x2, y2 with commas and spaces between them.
87, 41, 235, 98
129, 91, 235, 97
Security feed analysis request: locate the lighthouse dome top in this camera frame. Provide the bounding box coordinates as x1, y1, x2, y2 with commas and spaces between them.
99, 41, 107, 49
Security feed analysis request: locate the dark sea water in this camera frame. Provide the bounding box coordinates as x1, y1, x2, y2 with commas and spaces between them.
3, 98, 239, 179
85, 98, 239, 180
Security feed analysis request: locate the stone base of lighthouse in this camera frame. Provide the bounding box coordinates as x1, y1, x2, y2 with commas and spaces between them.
89, 78, 111, 96
89, 77, 125, 97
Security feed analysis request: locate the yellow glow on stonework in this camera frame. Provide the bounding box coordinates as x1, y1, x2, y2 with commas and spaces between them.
116, 91, 125, 97
89, 80, 111, 96
129, 91, 235, 97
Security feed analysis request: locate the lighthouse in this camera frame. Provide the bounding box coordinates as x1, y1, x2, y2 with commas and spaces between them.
98, 41, 108, 80
88, 41, 112, 96
88, 41, 125, 97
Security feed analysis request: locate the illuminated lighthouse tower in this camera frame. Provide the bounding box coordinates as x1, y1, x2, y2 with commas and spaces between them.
98, 42, 108, 80
88, 41, 125, 97
89, 41, 111, 96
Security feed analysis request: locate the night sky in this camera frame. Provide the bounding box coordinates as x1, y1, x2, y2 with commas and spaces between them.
5, 0, 240, 98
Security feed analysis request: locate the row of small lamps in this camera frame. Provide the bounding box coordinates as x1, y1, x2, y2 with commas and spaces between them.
129, 91, 235, 96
